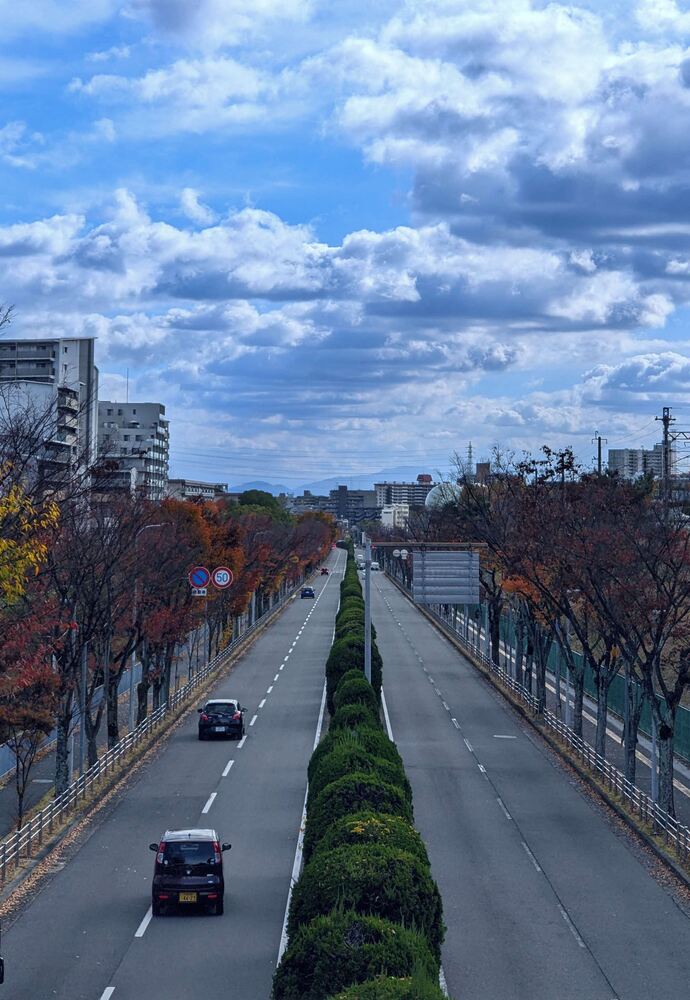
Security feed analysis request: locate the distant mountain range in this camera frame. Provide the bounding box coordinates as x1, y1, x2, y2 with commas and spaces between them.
230, 465, 451, 497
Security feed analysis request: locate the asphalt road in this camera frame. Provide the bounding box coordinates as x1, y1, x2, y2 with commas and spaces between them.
4, 551, 343, 1000
370, 569, 690, 1000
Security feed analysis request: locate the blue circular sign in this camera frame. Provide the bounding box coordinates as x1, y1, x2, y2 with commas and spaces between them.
188, 565, 210, 588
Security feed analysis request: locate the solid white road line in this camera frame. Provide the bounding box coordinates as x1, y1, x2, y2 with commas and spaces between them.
134, 907, 152, 938
442, 701, 449, 711
222, 759, 235, 777
99, 988, 116, 1000
277, 680, 328, 966
381, 687, 394, 740
202, 792, 217, 814
249, 714, 258, 726
452, 718, 460, 729
259, 698, 266, 709
493, 734, 517, 739
463, 738, 473, 753
521, 841, 542, 873
237, 735, 247, 748
496, 796, 512, 820
559, 904, 587, 948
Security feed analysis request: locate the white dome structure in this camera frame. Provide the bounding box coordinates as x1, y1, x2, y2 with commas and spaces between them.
425, 482, 462, 510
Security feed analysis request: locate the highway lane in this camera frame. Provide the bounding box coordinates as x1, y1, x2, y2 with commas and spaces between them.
4, 551, 343, 1000
371, 570, 690, 1000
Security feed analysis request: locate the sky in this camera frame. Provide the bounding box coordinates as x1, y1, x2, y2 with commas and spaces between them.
3, 0, 690, 485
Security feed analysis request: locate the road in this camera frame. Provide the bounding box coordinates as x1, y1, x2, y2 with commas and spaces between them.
371, 569, 690, 1000
3, 551, 343, 1000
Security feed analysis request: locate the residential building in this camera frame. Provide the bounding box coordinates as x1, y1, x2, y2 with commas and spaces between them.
168, 478, 229, 502
329, 485, 379, 522
285, 490, 333, 515
0, 336, 99, 473
381, 502, 410, 529
98, 402, 169, 500
374, 473, 436, 508
608, 443, 677, 481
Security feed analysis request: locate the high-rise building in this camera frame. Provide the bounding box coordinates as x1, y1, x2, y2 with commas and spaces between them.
608, 442, 676, 481
0, 336, 99, 477
374, 474, 436, 508
98, 402, 169, 500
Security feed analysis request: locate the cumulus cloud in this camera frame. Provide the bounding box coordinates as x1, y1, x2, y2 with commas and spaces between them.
179, 188, 217, 225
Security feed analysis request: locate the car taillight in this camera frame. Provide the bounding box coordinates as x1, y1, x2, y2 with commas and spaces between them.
212, 841, 221, 864
157, 841, 165, 864
232, 711, 241, 721
200, 713, 209, 721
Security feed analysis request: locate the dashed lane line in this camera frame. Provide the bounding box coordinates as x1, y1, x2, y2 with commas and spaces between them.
222, 759, 234, 777
258, 699, 266, 709
202, 792, 217, 814
134, 908, 152, 938
99, 988, 116, 1000
249, 714, 258, 726
237, 735, 247, 748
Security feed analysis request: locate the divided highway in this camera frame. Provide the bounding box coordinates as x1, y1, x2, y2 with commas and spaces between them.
4, 550, 343, 1000
371, 570, 690, 1000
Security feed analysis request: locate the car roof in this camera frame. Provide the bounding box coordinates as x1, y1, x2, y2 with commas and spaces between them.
205, 698, 238, 704
162, 828, 218, 842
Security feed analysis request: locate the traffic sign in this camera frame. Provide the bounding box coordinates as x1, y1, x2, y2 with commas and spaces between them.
191, 587, 207, 597
211, 566, 233, 589
188, 566, 210, 589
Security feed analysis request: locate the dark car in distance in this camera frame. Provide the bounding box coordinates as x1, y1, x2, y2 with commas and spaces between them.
198, 698, 245, 740
150, 828, 231, 915
320, 567, 329, 575
300, 586, 315, 598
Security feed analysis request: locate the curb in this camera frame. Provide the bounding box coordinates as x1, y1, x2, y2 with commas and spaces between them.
385, 572, 690, 892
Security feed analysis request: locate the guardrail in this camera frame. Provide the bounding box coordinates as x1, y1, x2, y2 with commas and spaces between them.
0, 579, 303, 884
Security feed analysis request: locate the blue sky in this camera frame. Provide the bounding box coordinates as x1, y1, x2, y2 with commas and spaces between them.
3, 0, 690, 485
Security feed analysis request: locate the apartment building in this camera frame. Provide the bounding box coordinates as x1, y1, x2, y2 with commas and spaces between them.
608, 443, 676, 481
374, 473, 436, 507
168, 478, 229, 501
98, 401, 169, 500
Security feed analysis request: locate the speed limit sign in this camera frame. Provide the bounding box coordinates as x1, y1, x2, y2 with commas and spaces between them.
211, 566, 233, 589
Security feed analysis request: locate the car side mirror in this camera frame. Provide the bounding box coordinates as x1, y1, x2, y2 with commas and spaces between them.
221, 843, 232, 852
197, 707, 204, 713
241, 708, 246, 713
149, 843, 158, 851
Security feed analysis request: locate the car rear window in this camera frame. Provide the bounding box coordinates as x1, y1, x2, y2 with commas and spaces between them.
206, 703, 236, 714
162, 841, 216, 866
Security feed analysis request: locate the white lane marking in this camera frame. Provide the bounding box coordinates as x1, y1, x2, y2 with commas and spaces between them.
439, 965, 450, 997
442, 701, 450, 711
274, 673, 279, 682
32, 778, 53, 784
521, 841, 542, 872
259, 698, 266, 709
428, 676, 435, 684
478, 764, 487, 774
277, 680, 328, 966
434, 687, 442, 696
267, 685, 273, 694
249, 714, 258, 726
381, 687, 394, 741
463, 738, 473, 753
99, 988, 116, 1000
237, 735, 247, 748
452, 718, 460, 729
279, 664, 284, 671
559, 904, 587, 948
283, 656, 289, 662
493, 734, 517, 740
222, 759, 235, 777
202, 792, 217, 814
135, 907, 152, 938
496, 796, 512, 820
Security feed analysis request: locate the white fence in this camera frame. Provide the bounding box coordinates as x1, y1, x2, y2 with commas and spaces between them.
0, 580, 301, 883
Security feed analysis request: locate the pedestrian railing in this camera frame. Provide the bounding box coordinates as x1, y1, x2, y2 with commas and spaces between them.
0, 580, 304, 883
386, 572, 690, 865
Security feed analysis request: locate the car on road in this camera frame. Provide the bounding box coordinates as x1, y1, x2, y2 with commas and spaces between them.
149, 828, 231, 916
370, 561, 380, 571
300, 586, 315, 598
320, 567, 329, 575
198, 699, 245, 740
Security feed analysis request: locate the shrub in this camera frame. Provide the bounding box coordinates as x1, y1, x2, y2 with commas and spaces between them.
330, 703, 381, 731
304, 772, 413, 861
313, 811, 429, 867
328, 971, 448, 1000
287, 845, 444, 961
326, 636, 382, 713
334, 675, 380, 714
308, 747, 411, 808
337, 596, 365, 618
272, 911, 437, 1000
308, 727, 402, 786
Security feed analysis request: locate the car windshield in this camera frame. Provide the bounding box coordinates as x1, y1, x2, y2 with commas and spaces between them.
206, 703, 236, 715
162, 841, 217, 867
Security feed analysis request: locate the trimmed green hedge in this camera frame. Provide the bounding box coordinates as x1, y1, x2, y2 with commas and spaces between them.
287, 845, 445, 962
308, 746, 412, 808
326, 635, 382, 713
328, 971, 448, 1000
304, 772, 413, 861
334, 674, 380, 714
312, 811, 430, 867
330, 703, 381, 732
308, 728, 403, 786
337, 596, 365, 619
272, 911, 437, 1000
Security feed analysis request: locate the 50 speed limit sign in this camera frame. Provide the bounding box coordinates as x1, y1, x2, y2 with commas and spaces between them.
211, 566, 234, 589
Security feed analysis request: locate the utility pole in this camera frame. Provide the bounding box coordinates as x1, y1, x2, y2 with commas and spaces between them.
364, 534, 372, 684
656, 406, 674, 506
592, 430, 607, 475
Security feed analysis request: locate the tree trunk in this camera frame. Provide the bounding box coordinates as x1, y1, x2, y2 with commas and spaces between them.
84, 708, 100, 768
107, 673, 120, 748
54, 701, 72, 795
136, 679, 149, 724
515, 626, 524, 686
658, 719, 675, 817
490, 602, 501, 665
595, 675, 609, 759
623, 687, 643, 786
573, 673, 584, 738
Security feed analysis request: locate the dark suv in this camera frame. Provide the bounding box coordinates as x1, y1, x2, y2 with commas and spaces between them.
149, 828, 231, 915
198, 698, 245, 740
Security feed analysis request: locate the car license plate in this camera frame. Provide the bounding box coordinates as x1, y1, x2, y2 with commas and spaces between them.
179, 892, 197, 903
214, 726, 225, 732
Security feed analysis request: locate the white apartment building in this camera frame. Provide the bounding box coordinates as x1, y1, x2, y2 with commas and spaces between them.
98, 402, 169, 500
0, 336, 99, 478
380, 502, 410, 529
608, 442, 676, 481
168, 478, 229, 501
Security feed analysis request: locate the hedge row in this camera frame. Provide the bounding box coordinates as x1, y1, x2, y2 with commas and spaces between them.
273, 542, 449, 1000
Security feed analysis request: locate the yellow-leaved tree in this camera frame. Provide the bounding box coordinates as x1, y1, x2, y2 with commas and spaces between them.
0, 472, 59, 604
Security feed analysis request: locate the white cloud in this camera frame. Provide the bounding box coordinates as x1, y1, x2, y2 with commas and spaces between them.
180, 188, 217, 225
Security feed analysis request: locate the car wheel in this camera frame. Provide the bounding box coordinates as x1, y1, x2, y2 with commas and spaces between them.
215, 898, 224, 916
152, 900, 162, 917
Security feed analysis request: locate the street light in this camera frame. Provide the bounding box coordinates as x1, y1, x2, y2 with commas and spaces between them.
129, 522, 171, 732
